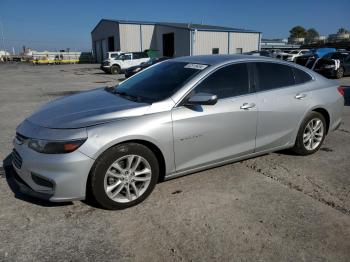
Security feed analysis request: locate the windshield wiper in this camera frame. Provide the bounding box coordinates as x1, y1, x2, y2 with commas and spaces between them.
114, 91, 149, 103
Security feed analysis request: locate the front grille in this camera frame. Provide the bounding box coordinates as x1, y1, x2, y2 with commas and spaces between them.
314, 59, 333, 70
12, 149, 23, 169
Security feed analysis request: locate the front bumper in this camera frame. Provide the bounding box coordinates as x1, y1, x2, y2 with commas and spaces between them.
124, 70, 135, 78
100, 65, 111, 73
12, 140, 95, 202
11, 166, 53, 201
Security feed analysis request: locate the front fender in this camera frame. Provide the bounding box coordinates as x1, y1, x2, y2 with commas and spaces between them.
78, 111, 175, 175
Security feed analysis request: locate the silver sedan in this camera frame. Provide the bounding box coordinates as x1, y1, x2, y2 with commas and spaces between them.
12, 55, 344, 209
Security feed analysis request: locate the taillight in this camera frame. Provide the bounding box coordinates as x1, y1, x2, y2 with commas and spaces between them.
337, 87, 345, 97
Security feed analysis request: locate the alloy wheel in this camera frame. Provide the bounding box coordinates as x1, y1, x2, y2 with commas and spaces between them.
336, 67, 344, 79
104, 154, 152, 203
303, 118, 324, 151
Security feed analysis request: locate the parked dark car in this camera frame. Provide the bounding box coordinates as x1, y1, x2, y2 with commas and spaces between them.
124, 57, 170, 78
313, 51, 350, 79
244, 50, 273, 57
295, 48, 336, 68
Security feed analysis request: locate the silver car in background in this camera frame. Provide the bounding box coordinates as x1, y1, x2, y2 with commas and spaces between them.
12, 55, 344, 209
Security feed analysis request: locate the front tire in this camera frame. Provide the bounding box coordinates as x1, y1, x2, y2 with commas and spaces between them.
292, 112, 326, 155
110, 65, 120, 75
89, 143, 159, 210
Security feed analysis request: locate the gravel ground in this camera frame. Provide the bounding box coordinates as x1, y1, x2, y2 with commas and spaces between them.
0, 63, 349, 262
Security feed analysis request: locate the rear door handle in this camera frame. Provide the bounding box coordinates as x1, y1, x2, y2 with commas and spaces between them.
295, 93, 307, 100
240, 103, 256, 110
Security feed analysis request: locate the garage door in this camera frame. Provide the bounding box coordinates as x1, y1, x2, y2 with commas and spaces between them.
95, 40, 102, 63
102, 39, 108, 61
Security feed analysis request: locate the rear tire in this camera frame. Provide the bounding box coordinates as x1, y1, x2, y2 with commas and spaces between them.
292, 112, 326, 155
335, 67, 344, 79
110, 65, 120, 75
89, 143, 159, 210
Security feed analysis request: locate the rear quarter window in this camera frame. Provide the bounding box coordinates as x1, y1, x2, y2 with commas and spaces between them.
133, 52, 148, 59
293, 67, 312, 84
140, 52, 149, 58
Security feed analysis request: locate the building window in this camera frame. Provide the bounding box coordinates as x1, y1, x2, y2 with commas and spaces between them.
212, 48, 219, 54
236, 48, 243, 54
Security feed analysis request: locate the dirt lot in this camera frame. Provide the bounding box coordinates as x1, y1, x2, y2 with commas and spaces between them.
0, 63, 350, 262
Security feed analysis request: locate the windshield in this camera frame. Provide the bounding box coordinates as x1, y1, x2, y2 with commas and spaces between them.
110, 53, 120, 58
144, 58, 156, 66
114, 61, 207, 103
290, 50, 299, 54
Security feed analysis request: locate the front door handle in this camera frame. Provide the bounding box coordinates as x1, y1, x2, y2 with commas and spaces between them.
295, 93, 307, 100
240, 103, 256, 110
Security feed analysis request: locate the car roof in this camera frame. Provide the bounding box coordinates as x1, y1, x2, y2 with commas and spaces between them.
326, 51, 350, 55
172, 54, 275, 66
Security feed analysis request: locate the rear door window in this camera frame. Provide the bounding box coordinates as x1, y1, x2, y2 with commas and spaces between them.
132, 53, 140, 59
255, 62, 295, 91
140, 52, 149, 58
118, 54, 132, 60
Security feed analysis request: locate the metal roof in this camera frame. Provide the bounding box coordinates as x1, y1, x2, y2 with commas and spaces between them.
92, 19, 260, 34
261, 39, 287, 43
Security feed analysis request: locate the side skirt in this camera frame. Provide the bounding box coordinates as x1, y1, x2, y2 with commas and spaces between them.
164, 144, 293, 181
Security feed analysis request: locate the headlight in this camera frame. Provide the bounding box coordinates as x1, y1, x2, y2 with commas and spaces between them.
133, 67, 141, 73
324, 64, 335, 69
28, 138, 87, 154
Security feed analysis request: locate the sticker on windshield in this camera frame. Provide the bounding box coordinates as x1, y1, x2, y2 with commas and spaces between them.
184, 63, 208, 70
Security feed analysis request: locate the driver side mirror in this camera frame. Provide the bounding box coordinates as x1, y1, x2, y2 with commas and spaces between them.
185, 92, 218, 106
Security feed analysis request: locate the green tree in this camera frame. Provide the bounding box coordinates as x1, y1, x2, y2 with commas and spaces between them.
337, 28, 349, 34
305, 28, 319, 43
289, 26, 307, 39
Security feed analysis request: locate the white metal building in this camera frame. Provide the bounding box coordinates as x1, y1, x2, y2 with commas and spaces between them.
91, 19, 261, 63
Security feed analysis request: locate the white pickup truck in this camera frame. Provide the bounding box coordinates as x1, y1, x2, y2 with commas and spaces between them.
285, 49, 309, 62
100, 52, 150, 74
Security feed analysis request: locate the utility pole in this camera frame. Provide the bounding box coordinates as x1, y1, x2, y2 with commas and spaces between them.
0, 17, 5, 51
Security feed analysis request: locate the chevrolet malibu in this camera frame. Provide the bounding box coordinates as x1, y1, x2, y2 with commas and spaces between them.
12, 55, 344, 210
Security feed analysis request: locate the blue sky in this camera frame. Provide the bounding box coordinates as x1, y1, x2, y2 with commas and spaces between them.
1, 0, 349, 52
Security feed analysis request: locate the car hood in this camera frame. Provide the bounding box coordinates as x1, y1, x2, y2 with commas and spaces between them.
27, 88, 150, 129
128, 63, 150, 71
126, 65, 141, 72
